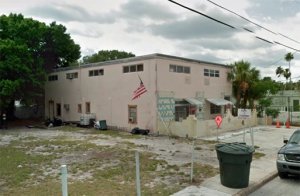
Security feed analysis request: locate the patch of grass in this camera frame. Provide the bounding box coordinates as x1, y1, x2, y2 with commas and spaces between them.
20, 136, 38, 141
183, 162, 219, 183
254, 145, 260, 149
94, 129, 144, 139
166, 164, 180, 171
253, 152, 265, 159
0, 146, 56, 188
194, 146, 202, 150
121, 141, 137, 149
1, 130, 221, 196
57, 125, 87, 132
197, 139, 218, 144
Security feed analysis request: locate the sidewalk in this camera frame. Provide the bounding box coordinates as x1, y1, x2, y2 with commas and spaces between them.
172, 126, 297, 196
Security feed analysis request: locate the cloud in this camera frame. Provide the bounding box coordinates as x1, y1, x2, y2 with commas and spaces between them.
68, 28, 103, 38
246, 0, 300, 21
120, 0, 178, 21
148, 16, 235, 40
26, 3, 115, 24
186, 52, 227, 64
81, 48, 96, 57
179, 34, 272, 51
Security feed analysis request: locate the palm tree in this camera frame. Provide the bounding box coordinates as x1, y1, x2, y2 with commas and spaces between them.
228, 60, 260, 109
285, 52, 294, 82
276, 66, 291, 89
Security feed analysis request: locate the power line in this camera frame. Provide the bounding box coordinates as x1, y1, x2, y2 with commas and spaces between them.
279, 33, 300, 44
168, 0, 300, 80
255, 36, 273, 44
168, 0, 300, 51
168, 0, 235, 29
206, 0, 278, 35
274, 41, 300, 52
206, 0, 300, 45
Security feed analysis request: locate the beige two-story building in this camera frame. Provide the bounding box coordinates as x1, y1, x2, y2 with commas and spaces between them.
45, 53, 233, 133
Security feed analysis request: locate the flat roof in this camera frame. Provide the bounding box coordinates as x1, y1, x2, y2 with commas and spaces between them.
51, 53, 231, 73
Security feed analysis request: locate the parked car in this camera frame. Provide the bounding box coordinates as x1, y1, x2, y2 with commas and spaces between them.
277, 129, 300, 178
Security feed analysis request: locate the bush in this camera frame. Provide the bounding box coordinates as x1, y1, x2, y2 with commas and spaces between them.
265, 108, 280, 118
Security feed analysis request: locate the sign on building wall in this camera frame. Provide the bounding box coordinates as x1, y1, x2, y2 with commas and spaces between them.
157, 97, 175, 121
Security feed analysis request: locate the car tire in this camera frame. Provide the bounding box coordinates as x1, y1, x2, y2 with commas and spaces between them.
278, 172, 288, 179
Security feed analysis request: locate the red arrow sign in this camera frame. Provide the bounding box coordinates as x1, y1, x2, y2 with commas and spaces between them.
215, 115, 222, 128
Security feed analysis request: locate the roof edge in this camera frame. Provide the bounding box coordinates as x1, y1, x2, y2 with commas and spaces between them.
51, 53, 231, 73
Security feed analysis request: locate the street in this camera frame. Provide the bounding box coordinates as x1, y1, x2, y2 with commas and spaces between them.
250, 176, 300, 196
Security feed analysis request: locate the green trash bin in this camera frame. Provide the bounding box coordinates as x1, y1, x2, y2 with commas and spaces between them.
99, 120, 107, 130
215, 143, 255, 188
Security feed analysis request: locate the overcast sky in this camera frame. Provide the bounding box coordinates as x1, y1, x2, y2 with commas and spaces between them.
1, 0, 300, 81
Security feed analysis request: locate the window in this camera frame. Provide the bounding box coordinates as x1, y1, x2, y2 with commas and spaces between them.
85, 102, 90, 113
78, 104, 82, 113
169, 65, 176, 72
137, 64, 143, 71
89, 69, 104, 77
48, 75, 58, 81
224, 96, 231, 101
215, 70, 220, 77
123, 66, 129, 73
204, 69, 209, 76
177, 66, 183, 73
66, 72, 78, 79
184, 67, 190, 74
128, 105, 137, 124
204, 69, 219, 77
169, 64, 190, 74
210, 104, 221, 114
56, 103, 61, 116
175, 106, 188, 121
123, 64, 143, 73
130, 65, 136, 72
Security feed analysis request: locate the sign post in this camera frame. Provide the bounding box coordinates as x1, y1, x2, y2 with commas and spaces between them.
238, 109, 253, 146
215, 115, 223, 141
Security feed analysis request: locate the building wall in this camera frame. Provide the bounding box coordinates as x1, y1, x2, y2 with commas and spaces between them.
269, 90, 300, 112
155, 58, 231, 98
45, 54, 232, 132
45, 58, 158, 131
155, 57, 232, 120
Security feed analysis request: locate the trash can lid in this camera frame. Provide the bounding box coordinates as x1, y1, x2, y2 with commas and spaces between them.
216, 143, 254, 155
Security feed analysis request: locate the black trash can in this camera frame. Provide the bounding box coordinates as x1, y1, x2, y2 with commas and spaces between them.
215, 143, 254, 188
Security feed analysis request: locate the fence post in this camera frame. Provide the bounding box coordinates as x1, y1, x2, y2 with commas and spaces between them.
190, 140, 195, 182
250, 127, 254, 148
61, 165, 68, 196
135, 151, 141, 196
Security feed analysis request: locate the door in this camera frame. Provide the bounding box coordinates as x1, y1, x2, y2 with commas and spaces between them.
49, 100, 54, 120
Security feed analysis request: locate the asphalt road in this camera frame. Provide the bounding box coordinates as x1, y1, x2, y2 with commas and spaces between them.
250, 176, 300, 196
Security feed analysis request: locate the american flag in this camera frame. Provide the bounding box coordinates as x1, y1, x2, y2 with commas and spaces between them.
132, 78, 147, 100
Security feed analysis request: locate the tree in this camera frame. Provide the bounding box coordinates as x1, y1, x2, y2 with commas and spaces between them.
227, 60, 260, 109
42, 22, 81, 70
254, 77, 280, 117
276, 66, 291, 89
285, 52, 294, 82
0, 14, 81, 115
82, 50, 135, 64
249, 77, 280, 109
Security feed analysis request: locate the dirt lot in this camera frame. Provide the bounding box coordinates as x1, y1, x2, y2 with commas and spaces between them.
0, 125, 220, 196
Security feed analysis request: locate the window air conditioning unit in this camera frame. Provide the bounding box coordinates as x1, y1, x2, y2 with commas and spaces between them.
67, 75, 74, 79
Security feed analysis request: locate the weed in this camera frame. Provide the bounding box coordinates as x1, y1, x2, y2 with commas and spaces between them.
253, 152, 265, 159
